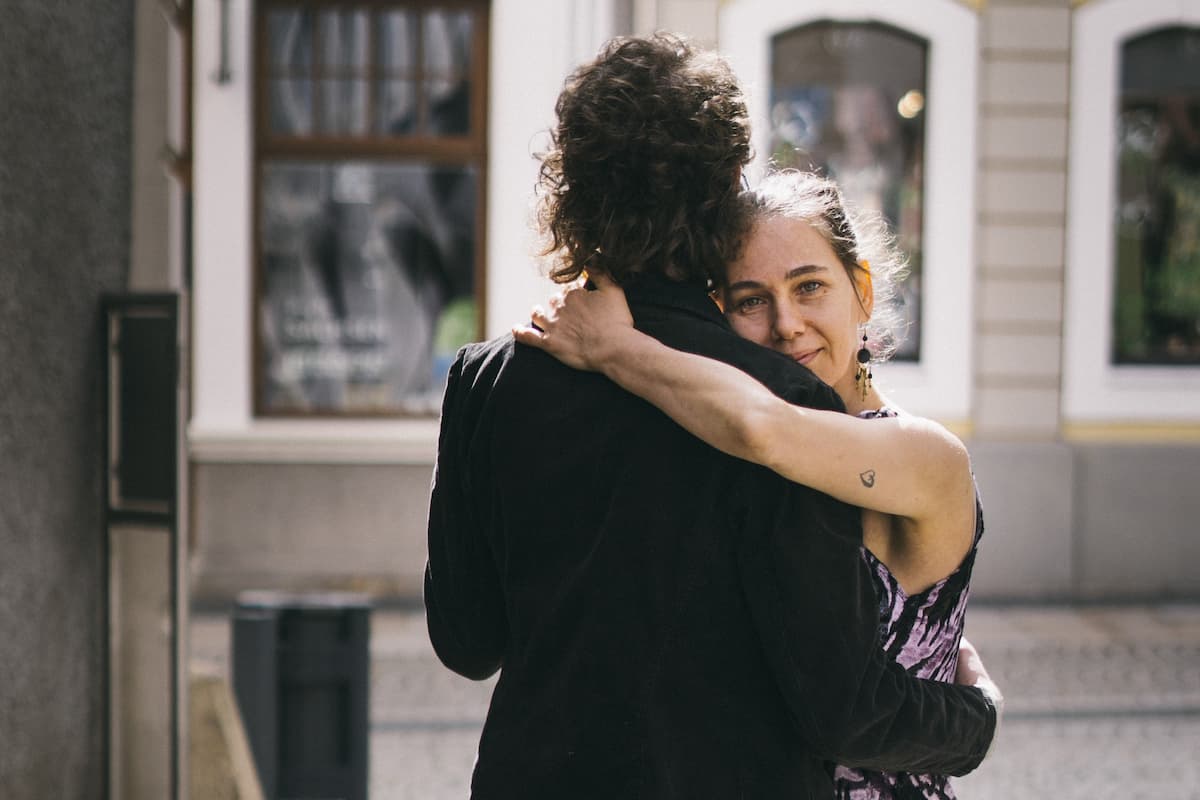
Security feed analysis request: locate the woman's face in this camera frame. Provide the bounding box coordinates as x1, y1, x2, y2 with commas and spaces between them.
722, 216, 873, 395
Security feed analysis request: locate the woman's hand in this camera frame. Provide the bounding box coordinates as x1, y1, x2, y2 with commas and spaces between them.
512, 272, 635, 372
956, 636, 1005, 733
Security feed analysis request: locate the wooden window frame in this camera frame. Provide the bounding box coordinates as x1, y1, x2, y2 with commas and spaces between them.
251, 0, 490, 418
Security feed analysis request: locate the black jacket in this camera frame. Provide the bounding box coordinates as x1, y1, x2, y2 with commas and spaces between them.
425, 275, 995, 799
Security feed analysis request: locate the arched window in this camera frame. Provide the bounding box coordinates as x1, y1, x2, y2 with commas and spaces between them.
768, 21, 928, 361
1064, 1, 1200, 425
721, 0, 978, 423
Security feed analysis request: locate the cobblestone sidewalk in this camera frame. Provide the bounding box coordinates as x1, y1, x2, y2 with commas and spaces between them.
191, 604, 1200, 799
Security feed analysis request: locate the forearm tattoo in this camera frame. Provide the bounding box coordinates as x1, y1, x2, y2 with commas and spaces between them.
859, 469, 876, 488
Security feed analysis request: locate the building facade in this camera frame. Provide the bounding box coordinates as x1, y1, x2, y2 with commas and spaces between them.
167, 0, 1200, 604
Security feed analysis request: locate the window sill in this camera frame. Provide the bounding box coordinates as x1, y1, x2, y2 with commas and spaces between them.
187, 418, 441, 465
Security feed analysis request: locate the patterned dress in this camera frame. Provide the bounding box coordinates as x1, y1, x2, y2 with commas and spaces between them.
832, 408, 984, 800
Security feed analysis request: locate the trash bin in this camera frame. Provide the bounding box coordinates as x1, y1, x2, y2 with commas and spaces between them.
232, 591, 371, 800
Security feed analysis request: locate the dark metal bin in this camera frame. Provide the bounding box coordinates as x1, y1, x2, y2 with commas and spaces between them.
232, 591, 371, 800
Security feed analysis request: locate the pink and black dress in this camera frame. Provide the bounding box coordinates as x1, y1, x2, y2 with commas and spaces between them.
833, 408, 985, 800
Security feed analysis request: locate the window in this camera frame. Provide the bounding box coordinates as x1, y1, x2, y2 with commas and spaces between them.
191, 0, 621, 460
1112, 27, 1200, 366
720, 1, 977, 422
255, 1, 487, 416
769, 21, 928, 361
1064, 1, 1200, 425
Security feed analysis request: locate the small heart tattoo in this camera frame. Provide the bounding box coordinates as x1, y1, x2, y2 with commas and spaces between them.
859, 470, 876, 488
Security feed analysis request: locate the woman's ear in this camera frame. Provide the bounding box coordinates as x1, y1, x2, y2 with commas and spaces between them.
854, 263, 875, 321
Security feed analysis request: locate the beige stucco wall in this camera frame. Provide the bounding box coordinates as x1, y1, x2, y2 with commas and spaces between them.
974, 0, 1072, 438
190, 463, 435, 602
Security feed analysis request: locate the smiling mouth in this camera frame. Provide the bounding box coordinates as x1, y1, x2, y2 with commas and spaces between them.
791, 349, 820, 365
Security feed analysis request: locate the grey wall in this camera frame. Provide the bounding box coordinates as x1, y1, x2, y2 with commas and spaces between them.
969, 442, 1200, 602
1073, 445, 1200, 598
0, 2, 133, 797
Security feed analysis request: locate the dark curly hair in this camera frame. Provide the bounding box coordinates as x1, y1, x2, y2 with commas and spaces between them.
536, 33, 751, 287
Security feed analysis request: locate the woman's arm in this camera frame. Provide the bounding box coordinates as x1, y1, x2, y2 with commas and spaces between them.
514, 277, 972, 521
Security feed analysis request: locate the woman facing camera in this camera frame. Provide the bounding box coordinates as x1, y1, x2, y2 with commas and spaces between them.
515, 170, 999, 800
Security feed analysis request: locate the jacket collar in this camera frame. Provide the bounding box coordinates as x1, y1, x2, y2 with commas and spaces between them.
624, 273, 730, 330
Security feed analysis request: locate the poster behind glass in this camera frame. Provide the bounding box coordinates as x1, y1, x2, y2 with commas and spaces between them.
1113, 27, 1200, 365
259, 160, 477, 414
769, 23, 927, 360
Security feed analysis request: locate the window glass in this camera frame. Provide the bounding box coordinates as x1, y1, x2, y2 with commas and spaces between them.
263, 4, 475, 141
318, 9, 368, 71
266, 9, 314, 135
319, 78, 368, 136
269, 78, 315, 135
1113, 26, 1200, 364
267, 9, 312, 72
378, 11, 417, 73
770, 22, 927, 360
315, 10, 369, 135
422, 11, 473, 135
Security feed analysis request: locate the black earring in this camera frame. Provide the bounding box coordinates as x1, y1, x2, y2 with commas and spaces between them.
854, 333, 873, 400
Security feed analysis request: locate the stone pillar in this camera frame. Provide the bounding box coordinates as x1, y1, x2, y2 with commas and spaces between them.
974, 0, 1072, 438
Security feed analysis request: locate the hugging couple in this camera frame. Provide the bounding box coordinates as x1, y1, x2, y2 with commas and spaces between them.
426, 33, 1002, 800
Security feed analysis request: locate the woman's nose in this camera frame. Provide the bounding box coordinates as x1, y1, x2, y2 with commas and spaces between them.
773, 305, 807, 341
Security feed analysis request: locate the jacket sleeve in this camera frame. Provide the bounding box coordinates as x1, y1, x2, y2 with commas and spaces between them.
735, 466, 997, 775
424, 346, 507, 680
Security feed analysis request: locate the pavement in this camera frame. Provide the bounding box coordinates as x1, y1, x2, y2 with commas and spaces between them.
190, 603, 1200, 799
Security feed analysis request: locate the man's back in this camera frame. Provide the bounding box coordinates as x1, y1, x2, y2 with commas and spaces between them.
429, 277, 846, 797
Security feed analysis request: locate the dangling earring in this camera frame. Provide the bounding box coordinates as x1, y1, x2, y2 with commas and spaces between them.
855, 332, 873, 401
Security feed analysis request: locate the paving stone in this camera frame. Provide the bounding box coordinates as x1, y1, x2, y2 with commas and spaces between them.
956, 716, 1200, 800
191, 604, 1200, 799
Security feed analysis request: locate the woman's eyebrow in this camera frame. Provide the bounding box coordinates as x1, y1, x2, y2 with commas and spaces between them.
783, 264, 827, 280
727, 264, 827, 293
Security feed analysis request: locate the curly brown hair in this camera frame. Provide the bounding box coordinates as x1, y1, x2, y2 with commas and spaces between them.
536, 34, 751, 287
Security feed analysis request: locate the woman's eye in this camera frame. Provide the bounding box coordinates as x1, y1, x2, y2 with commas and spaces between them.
734, 296, 765, 312
798, 281, 823, 294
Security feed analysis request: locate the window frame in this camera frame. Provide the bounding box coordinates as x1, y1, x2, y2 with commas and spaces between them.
251, 0, 490, 418
1063, 0, 1200, 425
719, 0, 979, 425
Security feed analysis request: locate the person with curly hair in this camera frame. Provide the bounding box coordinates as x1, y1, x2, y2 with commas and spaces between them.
425, 34, 999, 799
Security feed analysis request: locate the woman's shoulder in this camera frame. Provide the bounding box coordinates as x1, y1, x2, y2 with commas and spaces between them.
861, 403, 969, 453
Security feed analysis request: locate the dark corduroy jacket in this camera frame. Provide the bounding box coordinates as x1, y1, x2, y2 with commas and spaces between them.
425, 275, 996, 799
